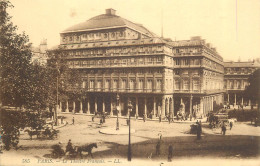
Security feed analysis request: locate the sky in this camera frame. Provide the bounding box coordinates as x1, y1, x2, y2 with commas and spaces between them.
9, 0, 260, 61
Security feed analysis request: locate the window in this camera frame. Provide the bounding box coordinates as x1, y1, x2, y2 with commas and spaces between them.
105, 80, 110, 90
122, 79, 126, 89
176, 49, 179, 53
69, 36, 73, 41
97, 80, 102, 90
175, 59, 180, 65
156, 79, 162, 90
111, 32, 115, 38
184, 59, 189, 65
183, 80, 189, 90
113, 79, 118, 89
147, 79, 153, 90
175, 80, 180, 90
90, 80, 95, 89
129, 79, 135, 90
139, 79, 144, 90
82, 81, 86, 88
193, 80, 199, 90
104, 33, 108, 38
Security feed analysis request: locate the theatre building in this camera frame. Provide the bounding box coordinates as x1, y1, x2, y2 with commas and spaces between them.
55, 9, 224, 119
224, 61, 260, 108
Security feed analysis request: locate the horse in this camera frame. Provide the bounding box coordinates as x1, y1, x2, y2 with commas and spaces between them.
24, 129, 40, 140
77, 143, 97, 158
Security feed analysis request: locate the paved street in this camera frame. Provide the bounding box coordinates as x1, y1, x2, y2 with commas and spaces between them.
1, 114, 260, 165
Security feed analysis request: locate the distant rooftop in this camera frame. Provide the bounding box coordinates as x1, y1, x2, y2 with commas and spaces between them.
224, 61, 260, 68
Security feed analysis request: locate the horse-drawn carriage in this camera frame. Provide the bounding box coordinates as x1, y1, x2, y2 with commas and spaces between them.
208, 112, 228, 128
51, 143, 98, 159
24, 127, 58, 140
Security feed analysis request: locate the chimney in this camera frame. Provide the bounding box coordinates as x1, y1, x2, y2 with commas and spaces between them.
106, 8, 116, 15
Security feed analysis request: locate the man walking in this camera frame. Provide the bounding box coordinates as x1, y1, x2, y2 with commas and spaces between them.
72, 117, 75, 125
221, 124, 226, 135
156, 141, 161, 156
168, 144, 173, 162
229, 121, 233, 130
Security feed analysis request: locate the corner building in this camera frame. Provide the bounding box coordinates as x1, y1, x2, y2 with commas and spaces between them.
57, 9, 224, 119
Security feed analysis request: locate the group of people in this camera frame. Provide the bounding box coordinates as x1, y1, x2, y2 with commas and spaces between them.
155, 136, 174, 162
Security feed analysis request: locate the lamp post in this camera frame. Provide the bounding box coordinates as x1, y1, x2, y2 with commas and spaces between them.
55, 61, 60, 126
116, 94, 120, 130
128, 100, 133, 161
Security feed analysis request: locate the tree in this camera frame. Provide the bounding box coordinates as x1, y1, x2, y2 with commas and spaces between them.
0, 0, 48, 150
244, 68, 260, 111
0, 0, 33, 108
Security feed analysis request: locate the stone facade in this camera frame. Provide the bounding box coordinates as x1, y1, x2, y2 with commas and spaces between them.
224, 61, 260, 109
54, 9, 225, 118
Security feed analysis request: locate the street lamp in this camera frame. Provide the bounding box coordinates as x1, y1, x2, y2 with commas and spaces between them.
116, 94, 120, 130
55, 61, 60, 126
128, 100, 133, 161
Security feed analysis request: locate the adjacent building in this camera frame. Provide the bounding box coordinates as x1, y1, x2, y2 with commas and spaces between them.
31, 39, 48, 65
54, 9, 225, 118
224, 61, 260, 108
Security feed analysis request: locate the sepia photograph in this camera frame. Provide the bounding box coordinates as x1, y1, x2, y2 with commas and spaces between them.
0, 0, 259, 165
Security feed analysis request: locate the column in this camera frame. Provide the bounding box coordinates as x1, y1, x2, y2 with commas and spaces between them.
211, 96, 214, 111
249, 99, 251, 106
94, 96, 97, 113
189, 95, 193, 116
59, 101, 62, 113
161, 96, 165, 118
87, 98, 90, 114
166, 98, 170, 116
79, 101, 83, 113
144, 97, 147, 118
227, 93, 230, 103
234, 93, 237, 106
241, 97, 244, 106
66, 100, 69, 112
153, 97, 156, 118
135, 97, 139, 117
200, 97, 204, 116
102, 97, 105, 113
110, 96, 113, 116
170, 98, 174, 117
72, 101, 75, 114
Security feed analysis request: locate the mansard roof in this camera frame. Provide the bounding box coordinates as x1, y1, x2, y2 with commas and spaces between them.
224, 61, 260, 68
62, 9, 157, 37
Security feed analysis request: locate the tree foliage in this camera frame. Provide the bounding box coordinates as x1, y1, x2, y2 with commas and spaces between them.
244, 68, 260, 110
0, 0, 33, 108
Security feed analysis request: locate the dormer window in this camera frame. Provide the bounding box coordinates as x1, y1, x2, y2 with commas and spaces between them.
111, 32, 115, 38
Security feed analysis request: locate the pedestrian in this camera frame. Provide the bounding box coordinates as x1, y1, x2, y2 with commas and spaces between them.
72, 117, 74, 125
103, 115, 106, 123
230, 121, 233, 130
221, 124, 226, 135
135, 114, 138, 120
100, 118, 103, 125
143, 115, 146, 122
197, 123, 202, 140
92, 116, 95, 122
155, 141, 161, 156
168, 116, 171, 124
168, 145, 173, 162
159, 115, 162, 123
66, 139, 73, 154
